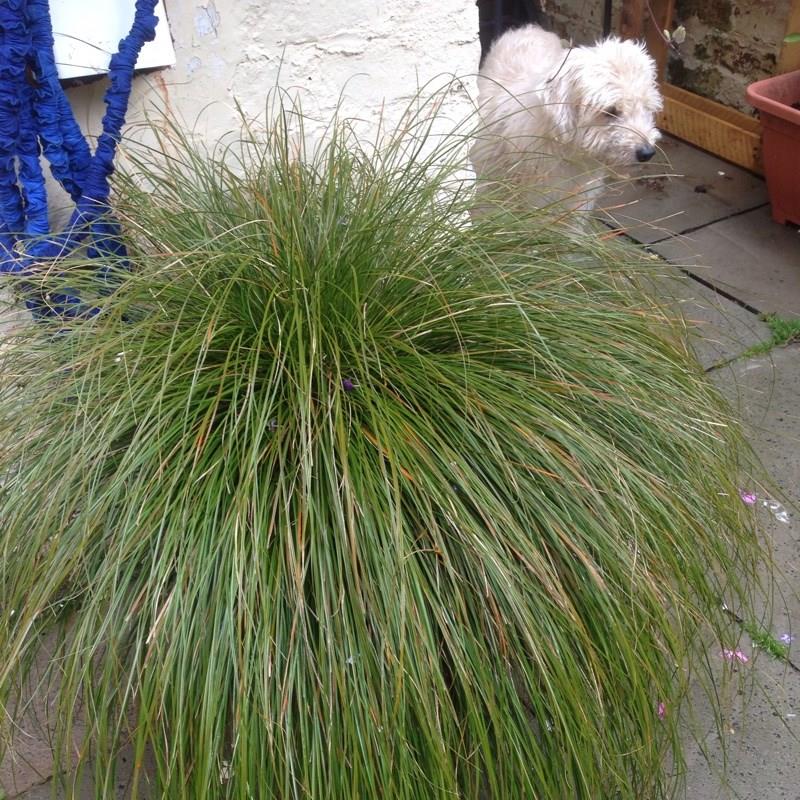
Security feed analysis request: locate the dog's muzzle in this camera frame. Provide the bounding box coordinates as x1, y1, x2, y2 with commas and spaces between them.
635, 144, 656, 163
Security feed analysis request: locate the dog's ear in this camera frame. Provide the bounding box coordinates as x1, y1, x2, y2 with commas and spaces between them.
541, 64, 583, 135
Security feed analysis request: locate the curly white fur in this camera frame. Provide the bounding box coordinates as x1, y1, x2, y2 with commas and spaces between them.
471, 25, 663, 215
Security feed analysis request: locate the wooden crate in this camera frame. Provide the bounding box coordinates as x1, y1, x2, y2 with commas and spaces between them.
657, 83, 763, 174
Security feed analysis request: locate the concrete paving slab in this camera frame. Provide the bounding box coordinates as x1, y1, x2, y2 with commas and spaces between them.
652, 207, 800, 319
0, 288, 32, 340
681, 345, 800, 799
645, 267, 770, 369
714, 346, 800, 492
683, 655, 800, 800
597, 136, 769, 245
712, 344, 800, 624
12, 747, 154, 800
0, 632, 88, 799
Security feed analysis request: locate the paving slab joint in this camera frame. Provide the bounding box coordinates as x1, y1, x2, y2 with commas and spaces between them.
647, 201, 772, 245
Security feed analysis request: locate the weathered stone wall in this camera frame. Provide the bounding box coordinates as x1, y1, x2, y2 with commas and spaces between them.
543, 0, 622, 44
543, 0, 790, 112
668, 0, 790, 112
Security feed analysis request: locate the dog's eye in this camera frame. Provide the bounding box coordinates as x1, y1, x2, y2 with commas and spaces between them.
603, 105, 619, 118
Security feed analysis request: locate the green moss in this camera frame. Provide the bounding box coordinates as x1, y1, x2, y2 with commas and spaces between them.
739, 314, 800, 359
742, 619, 791, 661
763, 313, 800, 345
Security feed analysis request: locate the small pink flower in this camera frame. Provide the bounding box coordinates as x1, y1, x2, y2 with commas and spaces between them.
739, 490, 757, 506
721, 648, 749, 664
657, 701, 666, 720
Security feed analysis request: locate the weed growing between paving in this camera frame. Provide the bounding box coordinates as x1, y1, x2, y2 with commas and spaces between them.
724, 313, 800, 363
0, 99, 766, 799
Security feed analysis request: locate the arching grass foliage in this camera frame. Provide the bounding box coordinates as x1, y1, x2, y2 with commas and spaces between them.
0, 100, 764, 799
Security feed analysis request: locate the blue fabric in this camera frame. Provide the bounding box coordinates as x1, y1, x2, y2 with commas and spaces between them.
18, 80, 49, 236
27, 0, 92, 199
0, 0, 159, 317
0, 0, 29, 242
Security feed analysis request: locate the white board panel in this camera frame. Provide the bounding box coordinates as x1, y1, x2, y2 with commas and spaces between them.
50, 0, 175, 80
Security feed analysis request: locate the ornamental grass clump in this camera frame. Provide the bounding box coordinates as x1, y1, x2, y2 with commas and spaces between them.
0, 103, 764, 799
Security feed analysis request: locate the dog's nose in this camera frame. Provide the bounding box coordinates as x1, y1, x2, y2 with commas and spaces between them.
635, 144, 656, 163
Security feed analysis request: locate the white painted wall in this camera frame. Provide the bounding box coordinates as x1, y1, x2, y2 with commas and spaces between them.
67, 0, 481, 146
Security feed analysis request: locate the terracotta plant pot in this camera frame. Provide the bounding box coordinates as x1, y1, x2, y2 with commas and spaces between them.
746, 69, 800, 225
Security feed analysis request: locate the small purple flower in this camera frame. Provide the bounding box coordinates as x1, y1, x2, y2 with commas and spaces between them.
657, 701, 666, 720
721, 648, 749, 664
342, 378, 357, 392
739, 490, 757, 506
780, 634, 794, 645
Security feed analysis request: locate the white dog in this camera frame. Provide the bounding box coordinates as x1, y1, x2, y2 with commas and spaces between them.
471, 25, 663, 216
